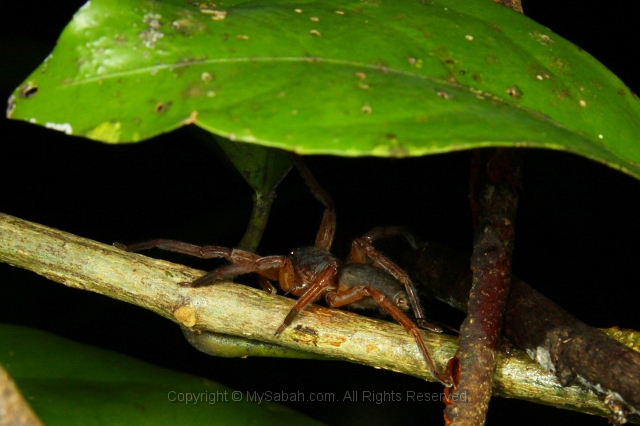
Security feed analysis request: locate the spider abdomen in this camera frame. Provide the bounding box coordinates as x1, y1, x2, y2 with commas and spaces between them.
337, 263, 409, 312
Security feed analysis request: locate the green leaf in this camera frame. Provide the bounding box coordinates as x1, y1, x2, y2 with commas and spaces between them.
0, 323, 324, 426
217, 141, 292, 196
7, 0, 640, 178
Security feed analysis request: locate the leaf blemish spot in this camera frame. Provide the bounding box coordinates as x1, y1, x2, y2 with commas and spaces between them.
236, 35, 249, 40
143, 13, 162, 29
19, 84, 38, 99
154, 102, 172, 114
200, 9, 227, 21
310, 16, 319, 22
210, 11, 227, 21
361, 103, 372, 114
295, 8, 302, 13
465, 35, 474, 41
197, 3, 218, 9
140, 13, 164, 48
407, 57, 423, 68
531, 30, 554, 46
579, 99, 587, 107
309, 29, 321, 37
181, 111, 198, 125
437, 91, 452, 100
506, 86, 523, 98
44, 122, 73, 135
335, 10, 345, 15
355, 72, 367, 79
201, 72, 214, 81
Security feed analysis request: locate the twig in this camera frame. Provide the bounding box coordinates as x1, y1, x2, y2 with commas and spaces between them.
0, 212, 631, 421
445, 149, 521, 425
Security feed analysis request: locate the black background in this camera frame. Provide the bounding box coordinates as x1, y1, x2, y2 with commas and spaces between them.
1, 1, 639, 425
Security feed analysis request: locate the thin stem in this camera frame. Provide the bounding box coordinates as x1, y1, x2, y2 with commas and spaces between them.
237, 191, 277, 252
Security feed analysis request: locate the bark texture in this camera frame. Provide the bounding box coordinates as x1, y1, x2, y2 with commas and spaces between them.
445, 149, 520, 425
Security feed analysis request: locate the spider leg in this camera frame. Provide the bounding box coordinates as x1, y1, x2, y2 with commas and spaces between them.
258, 276, 277, 294
362, 226, 420, 249
348, 228, 441, 332
274, 264, 338, 336
326, 285, 451, 387
346, 226, 418, 264
183, 255, 285, 288
116, 240, 286, 289
291, 154, 336, 251
114, 239, 226, 258
116, 240, 272, 265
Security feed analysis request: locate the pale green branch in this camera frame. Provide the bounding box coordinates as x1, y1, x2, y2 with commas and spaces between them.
0, 212, 630, 422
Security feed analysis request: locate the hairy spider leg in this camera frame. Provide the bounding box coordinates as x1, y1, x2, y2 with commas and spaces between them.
114, 240, 280, 289
326, 285, 452, 387
291, 154, 336, 251
347, 227, 442, 333
274, 264, 339, 336
182, 254, 286, 288
361, 226, 420, 249
113, 240, 232, 259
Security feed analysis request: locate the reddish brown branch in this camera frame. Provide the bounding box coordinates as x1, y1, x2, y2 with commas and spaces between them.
412, 243, 640, 425
444, 149, 521, 425
505, 280, 640, 424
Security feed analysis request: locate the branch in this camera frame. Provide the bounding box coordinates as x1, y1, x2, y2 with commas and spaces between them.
0, 212, 632, 421
0, 212, 453, 380
445, 149, 521, 425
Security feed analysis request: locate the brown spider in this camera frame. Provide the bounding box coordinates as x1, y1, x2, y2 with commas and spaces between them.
115, 155, 451, 386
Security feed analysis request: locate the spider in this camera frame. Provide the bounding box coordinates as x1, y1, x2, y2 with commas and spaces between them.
115, 155, 451, 386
